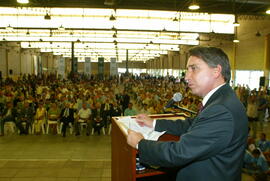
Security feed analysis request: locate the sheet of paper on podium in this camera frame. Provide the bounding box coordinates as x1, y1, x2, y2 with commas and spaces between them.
118, 116, 166, 141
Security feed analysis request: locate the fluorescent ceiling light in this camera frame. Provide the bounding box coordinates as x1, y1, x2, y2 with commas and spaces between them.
17, 0, 29, 4
266, 9, 270, 14
0, 7, 234, 60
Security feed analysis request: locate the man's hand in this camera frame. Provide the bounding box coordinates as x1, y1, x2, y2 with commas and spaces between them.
136, 114, 154, 128
127, 129, 144, 149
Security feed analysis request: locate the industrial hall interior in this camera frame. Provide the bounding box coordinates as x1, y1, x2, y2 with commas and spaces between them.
0, 0, 270, 180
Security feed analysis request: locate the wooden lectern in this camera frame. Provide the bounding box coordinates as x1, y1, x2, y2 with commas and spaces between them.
111, 114, 186, 181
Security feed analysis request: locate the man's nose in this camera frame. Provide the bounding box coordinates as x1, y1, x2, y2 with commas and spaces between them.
184, 73, 190, 83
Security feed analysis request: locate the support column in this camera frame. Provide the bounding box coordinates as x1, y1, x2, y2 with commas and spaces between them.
71, 42, 75, 73
19, 48, 22, 75
263, 33, 270, 87
125, 49, 129, 75
6, 49, 8, 77
231, 43, 237, 86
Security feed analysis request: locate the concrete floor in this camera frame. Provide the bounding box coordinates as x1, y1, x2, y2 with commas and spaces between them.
0, 134, 111, 181
0, 121, 269, 181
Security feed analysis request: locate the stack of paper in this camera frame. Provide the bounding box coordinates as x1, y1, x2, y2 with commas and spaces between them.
118, 116, 166, 141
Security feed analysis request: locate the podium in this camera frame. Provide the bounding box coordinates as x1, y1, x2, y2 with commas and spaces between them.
111, 114, 185, 181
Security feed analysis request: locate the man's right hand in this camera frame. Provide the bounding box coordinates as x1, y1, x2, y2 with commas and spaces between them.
135, 114, 154, 128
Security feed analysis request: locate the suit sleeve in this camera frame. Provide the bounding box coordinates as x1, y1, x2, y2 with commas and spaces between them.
155, 117, 194, 136
138, 105, 234, 167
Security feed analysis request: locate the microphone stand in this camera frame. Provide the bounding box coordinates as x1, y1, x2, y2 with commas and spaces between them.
164, 105, 197, 115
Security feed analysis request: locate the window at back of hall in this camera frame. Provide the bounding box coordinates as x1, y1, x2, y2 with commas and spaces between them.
235, 70, 263, 90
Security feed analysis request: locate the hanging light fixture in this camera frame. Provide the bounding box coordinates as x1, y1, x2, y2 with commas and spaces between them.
266, 9, 270, 14
233, 35, 239, 43
189, 0, 200, 10
233, 38, 239, 43
109, 14, 116, 21
58, 25, 65, 31
6, 24, 13, 31
233, 14, 240, 27
17, 0, 29, 4
44, 13, 51, 20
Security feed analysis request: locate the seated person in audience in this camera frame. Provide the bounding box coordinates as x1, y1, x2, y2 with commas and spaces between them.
47, 102, 61, 134
17, 101, 34, 135
124, 103, 137, 116
91, 102, 104, 135
256, 133, 270, 152
75, 102, 91, 136
0, 90, 6, 113
243, 148, 269, 181
60, 102, 74, 137
33, 102, 46, 134
0, 102, 16, 136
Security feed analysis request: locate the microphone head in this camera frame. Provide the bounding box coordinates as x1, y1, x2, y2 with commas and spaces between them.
172, 92, 182, 102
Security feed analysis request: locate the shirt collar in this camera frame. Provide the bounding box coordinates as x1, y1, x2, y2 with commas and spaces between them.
202, 83, 225, 106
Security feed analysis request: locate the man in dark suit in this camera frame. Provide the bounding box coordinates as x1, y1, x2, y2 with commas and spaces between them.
17, 101, 34, 135
60, 102, 74, 137
100, 99, 112, 128
0, 102, 17, 136
127, 46, 248, 181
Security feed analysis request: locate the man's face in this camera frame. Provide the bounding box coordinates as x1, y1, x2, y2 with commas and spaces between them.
185, 56, 218, 97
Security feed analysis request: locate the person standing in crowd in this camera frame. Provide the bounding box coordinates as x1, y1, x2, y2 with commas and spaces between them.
257, 90, 268, 130
246, 92, 259, 138
121, 91, 130, 115
127, 46, 248, 181
101, 99, 112, 129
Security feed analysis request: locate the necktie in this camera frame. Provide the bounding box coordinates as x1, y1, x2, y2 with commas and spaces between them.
64, 108, 69, 117
198, 104, 204, 114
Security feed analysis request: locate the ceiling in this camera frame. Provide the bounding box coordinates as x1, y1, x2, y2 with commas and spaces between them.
0, 0, 269, 63
0, 0, 269, 16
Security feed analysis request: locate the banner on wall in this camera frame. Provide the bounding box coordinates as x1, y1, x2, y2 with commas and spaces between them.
110, 57, 118, 76
98, 57, 104, 79
84, 57, 91, 75
57, 57, 65, 79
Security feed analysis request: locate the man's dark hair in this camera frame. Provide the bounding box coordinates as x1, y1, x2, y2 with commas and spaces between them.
252, 148, 261, 156
188, 46, 231, 83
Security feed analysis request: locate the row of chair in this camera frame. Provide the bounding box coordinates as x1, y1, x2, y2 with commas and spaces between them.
3, 120, 111, 136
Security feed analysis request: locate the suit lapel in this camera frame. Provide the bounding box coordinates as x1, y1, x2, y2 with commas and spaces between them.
203, 84, 229, 110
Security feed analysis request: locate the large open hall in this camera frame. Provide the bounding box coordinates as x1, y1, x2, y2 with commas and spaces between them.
1, 0, 270, 181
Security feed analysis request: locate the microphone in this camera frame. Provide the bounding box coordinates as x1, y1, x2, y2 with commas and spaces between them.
164, 92, 182, 109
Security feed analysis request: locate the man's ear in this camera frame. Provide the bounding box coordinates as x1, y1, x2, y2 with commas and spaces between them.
213, 65, 222, 78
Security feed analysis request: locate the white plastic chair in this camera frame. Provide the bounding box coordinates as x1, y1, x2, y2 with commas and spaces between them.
4, 122, 16, 135
46, 120, 60, 134
59, 122, 73, 135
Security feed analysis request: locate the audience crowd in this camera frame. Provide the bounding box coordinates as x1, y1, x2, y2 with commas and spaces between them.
1, 73, 270, 180
0, 73, 201, 137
